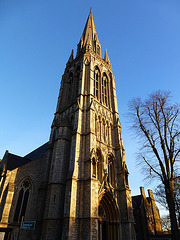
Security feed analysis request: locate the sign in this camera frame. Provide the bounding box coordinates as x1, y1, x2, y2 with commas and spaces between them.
21, 221, 36, 230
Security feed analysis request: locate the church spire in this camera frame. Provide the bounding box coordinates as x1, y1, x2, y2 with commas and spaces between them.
77, 9, 101, 56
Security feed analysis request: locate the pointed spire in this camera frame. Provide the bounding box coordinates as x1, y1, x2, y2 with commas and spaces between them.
66, 49, 74, 67
104, 49, 111, 64
68, 49, 74, 63
77, 9, 101, 56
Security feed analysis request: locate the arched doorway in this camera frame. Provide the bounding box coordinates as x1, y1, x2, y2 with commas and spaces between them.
98, 192, 120, 240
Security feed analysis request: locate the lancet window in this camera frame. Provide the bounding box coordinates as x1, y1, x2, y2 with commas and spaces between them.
101, 73, 109, 107
93, 68, 110, 109
94, 67, 100, 100
14, 179, 31, 223
92, 157, 96, 178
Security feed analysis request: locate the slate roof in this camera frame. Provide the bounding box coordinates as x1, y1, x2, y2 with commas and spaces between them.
6, 153, 31, 171
132, 194, 151, 209
1, 142, 49, 171
24, 142, 49, 160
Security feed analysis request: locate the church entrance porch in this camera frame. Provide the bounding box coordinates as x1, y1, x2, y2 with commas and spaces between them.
98, 192, 120, 240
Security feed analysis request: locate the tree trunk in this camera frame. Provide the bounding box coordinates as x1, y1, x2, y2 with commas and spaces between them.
165, 183, 179, 240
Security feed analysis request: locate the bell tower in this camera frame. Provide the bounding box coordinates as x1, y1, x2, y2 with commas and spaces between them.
41, 9, 135, 240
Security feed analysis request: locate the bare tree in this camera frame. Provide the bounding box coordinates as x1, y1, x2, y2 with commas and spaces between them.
129, 90, 180, 240
154, 178, 180, 236
161, 215, 171, 234
154, 177, 180, 227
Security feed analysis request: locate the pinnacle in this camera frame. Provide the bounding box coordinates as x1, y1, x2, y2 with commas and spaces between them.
67, 49, 74, 65
104, 49, 111, 64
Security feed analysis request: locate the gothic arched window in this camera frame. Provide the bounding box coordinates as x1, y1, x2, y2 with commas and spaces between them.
101, 73, 109, 107
92, 157, 96, 178
108, 155, 115, 187
13, 179, 31, 223
94, 67, 100, 100
108, 74, 113, 109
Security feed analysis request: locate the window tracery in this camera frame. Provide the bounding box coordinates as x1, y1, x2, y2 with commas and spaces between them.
14, 179, 31, 223
94, 67, 100, 100
93, 68, 111, 109
101, 73, 109, 106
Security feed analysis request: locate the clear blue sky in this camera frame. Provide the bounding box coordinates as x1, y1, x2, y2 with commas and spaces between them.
0, 0, 180, 201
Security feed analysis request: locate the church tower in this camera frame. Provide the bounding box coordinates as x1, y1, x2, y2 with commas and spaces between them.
41, 9, 135, 240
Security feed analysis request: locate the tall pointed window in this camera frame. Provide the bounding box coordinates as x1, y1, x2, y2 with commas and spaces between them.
13, 179, 31, 223
94, 67, 100, 100
101, 73, 109, 106
92, 157, 96, 178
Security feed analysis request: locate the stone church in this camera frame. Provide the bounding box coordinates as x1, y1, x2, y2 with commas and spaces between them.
0, 10, 136, 240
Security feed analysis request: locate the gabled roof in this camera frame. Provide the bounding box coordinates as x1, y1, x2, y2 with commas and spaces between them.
132, 194, 151, 209
1, 142, 49, 172
24, 142, 49, 160
6, 153, 31, 171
